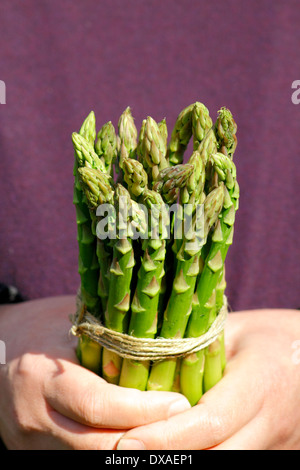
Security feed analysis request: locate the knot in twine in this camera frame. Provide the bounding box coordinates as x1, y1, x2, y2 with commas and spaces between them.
70, 293, 228, 362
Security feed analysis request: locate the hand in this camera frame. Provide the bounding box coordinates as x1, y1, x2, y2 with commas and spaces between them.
0, 296, 190, 450
117, 308, 300, 450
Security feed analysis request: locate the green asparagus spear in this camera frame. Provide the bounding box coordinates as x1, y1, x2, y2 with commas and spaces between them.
180, 151, 239, 403
167, 102, 212, 166
179, 150, 206, 206
72, 124, 103, 316
173, 151, 205, 258
214, 107, 237, 158
77, 166, 115, 313
95, 121, 118, 177
72, 132, 106, 173
78, 110, 96, 146
119, 189, 167, 390
191, 102, 213, 151
117, 106, 138, 171
72, 112, 101, 372
122, 157, 148, 199
200, 281, 225, 393
198, 127, 218, 167
213, 266, 227, 374
167, 103, 195, 166
147, 185, 225, 392
158, 118, 168, 151
153, 164, 194, 204
180, 109, 238, 401
72, 130, 112, 308
138, 116, 168, 183
77, 167, 114, 209
101, 185, 137, 384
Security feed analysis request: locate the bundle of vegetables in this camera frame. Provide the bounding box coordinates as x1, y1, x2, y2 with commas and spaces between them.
71, 102, 239, 405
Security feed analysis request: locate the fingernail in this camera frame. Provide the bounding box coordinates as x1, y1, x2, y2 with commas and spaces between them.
117, 439, 146, 450
168, 398, 191, 418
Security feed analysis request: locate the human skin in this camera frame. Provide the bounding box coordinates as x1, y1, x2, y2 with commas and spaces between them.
0, 296, 190, 450
118, 308, 300, 450
0, 296, 299, 450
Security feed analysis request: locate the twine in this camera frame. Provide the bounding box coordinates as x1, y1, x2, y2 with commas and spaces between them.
70, 292, 228, 362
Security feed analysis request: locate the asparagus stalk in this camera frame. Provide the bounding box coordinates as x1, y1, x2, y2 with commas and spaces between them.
179, 291, 204, 405
77, 167, 114, 209
154, 158, 203, 317
72, 112, 101, 372
214, 107, 237, 158
158, 118, 168, 152
119, 190, 167, 390
167, 103, 195, 166
78, 110, 96, 146
117, 106, 138, 171
201, 267, 227, 395
167, 102, 212, 166
153, 164, 194, 204
72, 132, 106, 174
153, 162, 195, 295
171, 150, 206, 258
215, 267, 227, 372
191, 102, 213, 151
77, 166, 115, 313
197, 127, 218, 168
95, 121, 118, 177
179, 150, 206, 206
200, 283, 224, 394
94, 123, 119, 310
180, 152, 239, 403
122, 157, 148, 200
136, 119, 146, 160
183, 109, 237, 398
72, 132, 111, 300
101, 185, 137, 384
73, 120, 104, 313
147, 184, 225, 392
138, 116, 168, 183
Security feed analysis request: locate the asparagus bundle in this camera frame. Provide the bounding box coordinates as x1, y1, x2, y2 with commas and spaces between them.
72, 103, 239, 404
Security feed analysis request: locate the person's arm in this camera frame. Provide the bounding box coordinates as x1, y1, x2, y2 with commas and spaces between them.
117, 308, 300, 450
0, 296, 190, 450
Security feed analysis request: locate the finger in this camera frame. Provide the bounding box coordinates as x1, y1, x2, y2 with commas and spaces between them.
43, 407, 125, 450
222, 311, 252, 361
117, 350, 264, 450
43, 359, 191, 429
18, 406, 124, 450
212, 415, 271, 450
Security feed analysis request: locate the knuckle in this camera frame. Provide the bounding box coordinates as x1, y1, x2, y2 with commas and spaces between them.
13, 402, 41, 441
206, 413, 227, 445
16, 352, 38, 379
77, 388, 105, 426
10, 354, 44, 437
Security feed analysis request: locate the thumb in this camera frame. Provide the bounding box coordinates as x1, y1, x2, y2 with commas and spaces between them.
44, 359, 191, 429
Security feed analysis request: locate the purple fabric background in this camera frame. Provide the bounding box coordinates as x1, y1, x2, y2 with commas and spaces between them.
0, 0, 299, 312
